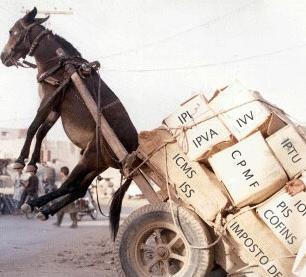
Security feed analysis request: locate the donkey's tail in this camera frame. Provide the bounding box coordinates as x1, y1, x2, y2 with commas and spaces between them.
110, 177, 133, 240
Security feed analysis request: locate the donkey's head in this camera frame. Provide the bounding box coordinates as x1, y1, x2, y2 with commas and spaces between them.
1, 7, 49, 67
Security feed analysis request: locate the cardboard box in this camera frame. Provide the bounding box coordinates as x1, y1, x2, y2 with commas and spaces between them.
208, 131, 288, 207
292, 240, 306, 276
209, 81, 285, 140
226, 209, 295, 276
163, 94, 234, 161
164, 94, 214, 126
138, 128, 230, 222
257, 189, 306, 255
266, 124, 306, 178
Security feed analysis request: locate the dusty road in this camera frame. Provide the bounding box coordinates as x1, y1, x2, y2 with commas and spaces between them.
0, 214, 115, 277
0, 198, 226, 277
0, 199, 147, 277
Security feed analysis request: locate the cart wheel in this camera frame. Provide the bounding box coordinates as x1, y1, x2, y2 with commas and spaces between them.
114, 203, 214, 277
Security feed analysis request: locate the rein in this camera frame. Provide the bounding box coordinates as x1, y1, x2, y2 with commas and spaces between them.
12, 30, 118, 217
28, 29, 51, 56
9, 17, 50, 68
95, 71, 110, 218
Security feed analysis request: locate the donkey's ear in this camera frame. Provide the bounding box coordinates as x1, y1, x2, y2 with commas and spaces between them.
34, 16, 49, 25
23, 7, 37, 23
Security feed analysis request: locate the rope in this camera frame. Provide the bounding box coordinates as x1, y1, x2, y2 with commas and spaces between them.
227, 264, 259, 276
95, 70, 109, 218
227, 255, 297, 276
95, 177, 109, 218
163, 145, 225, 250
122, 141, 173, 180
164, 154, 296, 270
223, 195, 297, 276
135, 93, 303, 273
162, 96, 302, 155
131, 124, 299, 276
158, 138, 300, 250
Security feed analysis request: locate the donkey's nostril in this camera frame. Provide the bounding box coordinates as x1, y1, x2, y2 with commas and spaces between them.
0, 52, 5, 62
1, 51, 8, 63
1, 51, 13, 66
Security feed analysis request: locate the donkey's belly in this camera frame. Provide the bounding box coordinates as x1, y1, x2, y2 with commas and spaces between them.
60, 93, 96, 149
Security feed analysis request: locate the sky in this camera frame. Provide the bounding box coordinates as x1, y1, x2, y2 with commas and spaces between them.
0, 0, 305, 140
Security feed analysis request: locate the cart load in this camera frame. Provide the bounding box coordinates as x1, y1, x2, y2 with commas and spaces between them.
138, 80, 306, 276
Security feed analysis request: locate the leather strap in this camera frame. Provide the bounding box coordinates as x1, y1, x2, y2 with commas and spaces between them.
28, 29, 51, 56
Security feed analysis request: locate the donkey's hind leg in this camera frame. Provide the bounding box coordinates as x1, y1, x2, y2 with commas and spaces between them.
24, 164, 86, 211
25, 140, 101, 212
37, 170, 98, 220
26, 111, 60, 172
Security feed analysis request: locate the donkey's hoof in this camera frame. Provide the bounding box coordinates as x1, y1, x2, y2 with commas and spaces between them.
13, 162, 25, 169
36, 212, 48, 221
25, 164, 37, 173
21, 203, 32, 213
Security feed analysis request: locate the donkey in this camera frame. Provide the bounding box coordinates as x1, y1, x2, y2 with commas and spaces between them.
1, 7, 137, 238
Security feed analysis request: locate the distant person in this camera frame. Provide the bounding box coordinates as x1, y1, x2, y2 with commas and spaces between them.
12, 168, 25, 209
42, 162, 56, 193
54, 167, 78, 228
17, 169, 39, 209
35, 163, 45, 197
0, 159, 10, 175
101, 177, 115, 198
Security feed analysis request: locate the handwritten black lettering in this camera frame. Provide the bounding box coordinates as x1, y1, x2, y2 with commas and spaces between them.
236, 110, 254, 128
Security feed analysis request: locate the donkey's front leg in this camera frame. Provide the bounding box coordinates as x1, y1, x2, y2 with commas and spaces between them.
14, 115, 48, 169
26, 111, 60, 172
14, 88, 58, 169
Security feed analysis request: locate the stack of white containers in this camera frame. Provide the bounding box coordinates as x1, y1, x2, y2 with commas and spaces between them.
163, 94, 235, 161
161, 80, 306, 276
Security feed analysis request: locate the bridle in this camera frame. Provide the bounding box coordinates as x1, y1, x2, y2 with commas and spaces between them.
9, 17, 50, 68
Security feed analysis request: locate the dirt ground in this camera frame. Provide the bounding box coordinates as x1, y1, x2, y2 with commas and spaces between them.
0, 198, 226, 277
0, 198, 148, 277
0, 216, 115, 277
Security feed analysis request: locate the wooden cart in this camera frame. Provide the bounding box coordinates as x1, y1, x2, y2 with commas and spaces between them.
113, 148, 219, 277
67, 61, 253, 277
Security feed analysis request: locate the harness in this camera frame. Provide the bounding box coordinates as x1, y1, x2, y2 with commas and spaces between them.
10, 17, 50, 68
12, 20, 124, 217
12, 18, 101, 88
37, 57, 101, 85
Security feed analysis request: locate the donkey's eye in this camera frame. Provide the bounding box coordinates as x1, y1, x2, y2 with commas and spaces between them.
9, 30, 12, 35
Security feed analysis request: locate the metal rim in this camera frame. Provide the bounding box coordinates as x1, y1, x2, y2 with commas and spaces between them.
134, 222, 189, 276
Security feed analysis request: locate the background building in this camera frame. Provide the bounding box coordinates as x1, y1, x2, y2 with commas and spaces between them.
0, 127, 80, 170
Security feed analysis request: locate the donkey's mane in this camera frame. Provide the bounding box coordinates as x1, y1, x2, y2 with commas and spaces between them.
54, 34, 82, 57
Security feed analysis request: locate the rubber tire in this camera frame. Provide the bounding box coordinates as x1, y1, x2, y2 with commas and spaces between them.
114, 202, 214, 277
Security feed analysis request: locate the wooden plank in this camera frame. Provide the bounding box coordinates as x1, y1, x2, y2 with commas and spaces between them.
59, 58, 161, 204
133, 172, 162, 204
70, 72, 127, 161
141, 163, 184, 205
